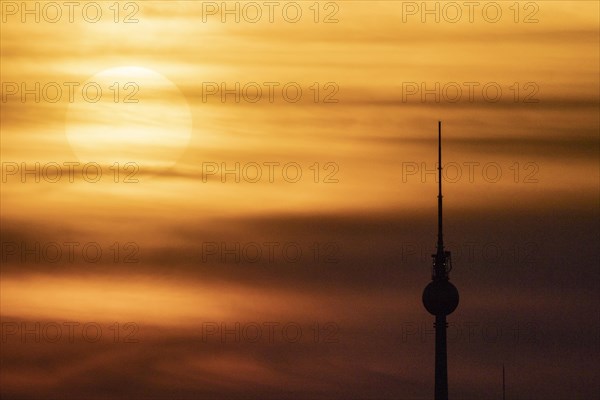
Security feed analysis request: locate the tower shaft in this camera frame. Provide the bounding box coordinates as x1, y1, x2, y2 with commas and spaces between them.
434, 315, 448, 400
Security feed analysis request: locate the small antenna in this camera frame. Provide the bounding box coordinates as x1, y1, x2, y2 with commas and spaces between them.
437, 121, 443, 254
502, 364, 506, 400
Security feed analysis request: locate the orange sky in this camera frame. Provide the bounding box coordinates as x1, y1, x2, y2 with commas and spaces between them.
1, 1, 599, 399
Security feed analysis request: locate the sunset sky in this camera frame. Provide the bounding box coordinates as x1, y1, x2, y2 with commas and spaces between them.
1, 1, 599, 399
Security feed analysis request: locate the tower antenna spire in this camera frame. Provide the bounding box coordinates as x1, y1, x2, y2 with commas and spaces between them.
438, 120, 444, 254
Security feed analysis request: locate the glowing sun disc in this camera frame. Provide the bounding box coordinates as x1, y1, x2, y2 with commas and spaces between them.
65, 66, 192, 169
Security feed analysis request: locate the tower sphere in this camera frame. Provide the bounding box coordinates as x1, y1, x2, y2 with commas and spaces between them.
422, 280, 459, 316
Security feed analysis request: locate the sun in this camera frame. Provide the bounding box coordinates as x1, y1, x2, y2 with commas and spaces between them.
65, 66, 192, 170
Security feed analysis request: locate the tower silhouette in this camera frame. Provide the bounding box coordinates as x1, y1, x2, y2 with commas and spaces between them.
422, 121, 460, 400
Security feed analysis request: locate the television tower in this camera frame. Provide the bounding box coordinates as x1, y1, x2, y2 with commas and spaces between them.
422, 121, 460, 400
